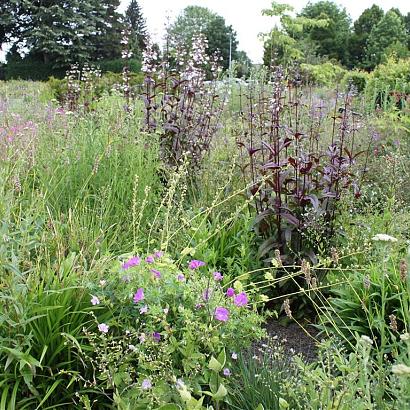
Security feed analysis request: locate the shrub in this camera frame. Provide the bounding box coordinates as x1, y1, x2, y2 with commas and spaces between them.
342, 69, 369, 93
365, 57, 410, 111
74, 253, 265, 407
300, 62, 347, 87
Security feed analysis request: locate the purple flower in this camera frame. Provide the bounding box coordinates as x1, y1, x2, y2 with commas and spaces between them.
188, 260, 205, 270
98, 323, 109, 333
151, 269, 161, 279
122, 256, 141, 270
141, 379, 152, 390
213, 271, 223, 281
91, 295, 100, 305
214, 307, 229, 322
223, 368, 231, 377
140, 305, 148, 314
145, 255, 155, 263
226, 287, 235, 298
154, 251, 164, 259
234, 292, 248, 307
133, 288, 144, 303
177, 273, 185, 282
152, 332, 161, 342
202, 288, 213, 302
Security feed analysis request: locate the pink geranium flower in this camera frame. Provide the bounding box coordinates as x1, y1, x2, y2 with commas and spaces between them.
234, 292, 248, 307
133, 288, 144, 303
122, 256, 141, 270
188, 260, 205, 270
214, 307, 229, 322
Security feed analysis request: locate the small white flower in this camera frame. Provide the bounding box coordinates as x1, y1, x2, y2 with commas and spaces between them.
231, 352, 238, 360
392, 364, 410, 376
400, 333, 410, 341
90, 295, 100, 305
128, 344, 136, 351
99, 279, 107, 287
98, 323, 109, 333
163, 308, 169, 315
360, 335, 373, 346
141, 378, 152, 389
372, 234, 398, 243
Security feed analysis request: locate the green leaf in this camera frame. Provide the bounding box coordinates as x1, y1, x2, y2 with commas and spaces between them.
213, 383, 228, 401
217, 348, 226, 368
208, 356, 222, 372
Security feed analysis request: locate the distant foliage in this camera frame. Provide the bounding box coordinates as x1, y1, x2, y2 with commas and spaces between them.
300, 61, 346, 86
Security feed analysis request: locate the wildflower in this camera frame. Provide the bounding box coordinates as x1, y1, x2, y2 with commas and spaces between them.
145, 255, 154, 264
301, 260, 311, 286
371, 234, 398, 243
177, 273, 185, 282
163, 308, 169, 315
133, 288, 144, 303
363, 275, 371, 289
392, 364, 410, 376
360, 335, 373, 346
141, 379, 152, 390
98, 323, 109, 333
151, 269, 161, 279
188, 260, 205, 270
122, 256, 141, 270
139, 333, 146, 343
283, 299, 292, 319
195, 303, 204, 309
226, 287, 235, 298
91, 295, 100, 305
234, 292, 248, 307
400, 333, 410, 341
152, 332, 161, 342
128, 344, 136, 351
202, 288, 213, 302
389, 314, 398, 332
223, 368, 231, 377
274, 249, 283, 267
213, 271, 223, 281
140, 305, 148, 314
231, 352, 238, 360
121, 274, 131, 283
400, 259, 408, 282
154, 251, 163, 259
214, 307, 229, 322
99, 279, 107, 287
176, 379, 185, 389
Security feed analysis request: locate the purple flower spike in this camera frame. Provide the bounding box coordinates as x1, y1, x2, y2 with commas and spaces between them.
213, 271, 223, 281
122, 256, 141, 270
154, 251, 164, 259
202, 288, 213, 302
214, 307, 229, 322
133, 288, 144, 303
226, 287, 235, 298
151, 269, 161, 279
152, 332, 161, 342
188, 260, 206, 270
145, 255, 155, 263
234, 292, 248, 307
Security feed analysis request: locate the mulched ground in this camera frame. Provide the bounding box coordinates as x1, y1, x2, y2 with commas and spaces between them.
262, 318, 320, 362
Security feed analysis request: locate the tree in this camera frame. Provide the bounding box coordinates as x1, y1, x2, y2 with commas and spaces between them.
125, 0, 148, 56
404, 12, 410, 48
234, 50, 252, 78
261, 2, 328, 66
299, 1, 351, 66
365, 10, 408, 69
92, 0, 124, 60
349, 5, 384, 68
167, 6, 238, 70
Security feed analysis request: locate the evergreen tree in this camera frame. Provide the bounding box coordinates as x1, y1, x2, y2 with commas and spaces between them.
365, 10, 408, 69
125, 0, 148, 56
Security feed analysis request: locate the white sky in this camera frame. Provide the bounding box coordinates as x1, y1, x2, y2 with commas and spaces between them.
1, 1, 409, 63
119, 0, 410, 62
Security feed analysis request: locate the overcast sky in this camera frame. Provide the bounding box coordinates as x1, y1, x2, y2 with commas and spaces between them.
1, 1, 409, 63
119, 0, 410, 62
